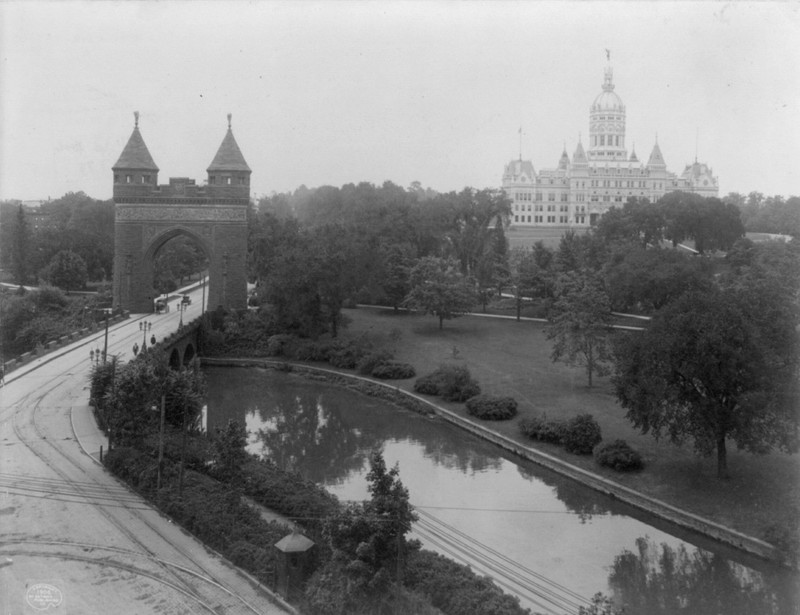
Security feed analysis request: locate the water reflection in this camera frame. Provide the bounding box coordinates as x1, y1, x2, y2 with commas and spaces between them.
609, 537, 797, 615
204, 367, 798, 613
517, 464, 612, 523
206, 367, 501, 483
251, 390, 372, 484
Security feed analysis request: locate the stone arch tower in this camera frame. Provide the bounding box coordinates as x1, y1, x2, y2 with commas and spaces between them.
112, 113, 250, 313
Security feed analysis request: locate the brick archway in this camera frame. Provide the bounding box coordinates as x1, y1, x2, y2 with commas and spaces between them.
111, 115, 250, 313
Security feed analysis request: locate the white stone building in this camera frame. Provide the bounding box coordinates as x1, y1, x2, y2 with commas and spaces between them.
504, 63, 719, 231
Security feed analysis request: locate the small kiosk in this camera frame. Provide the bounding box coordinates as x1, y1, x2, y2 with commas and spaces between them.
274, 530, 315, 602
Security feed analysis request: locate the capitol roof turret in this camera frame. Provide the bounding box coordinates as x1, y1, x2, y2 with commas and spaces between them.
591, 67, 625, 112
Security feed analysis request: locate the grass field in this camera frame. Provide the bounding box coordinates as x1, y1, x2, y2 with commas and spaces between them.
340, 305, 799, 546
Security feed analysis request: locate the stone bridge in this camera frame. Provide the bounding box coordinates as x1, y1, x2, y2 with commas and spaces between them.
159, 318, 201, 369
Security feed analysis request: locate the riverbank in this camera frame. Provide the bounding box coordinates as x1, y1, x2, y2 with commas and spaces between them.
203, 306, 799, 568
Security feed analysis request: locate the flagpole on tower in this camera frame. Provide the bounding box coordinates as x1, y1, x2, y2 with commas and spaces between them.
518, 126, 522, 161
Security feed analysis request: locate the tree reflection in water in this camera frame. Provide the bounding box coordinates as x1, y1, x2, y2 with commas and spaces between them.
609, 536, 794, 615
516, 464, 611, 523
253, 390, 374, 484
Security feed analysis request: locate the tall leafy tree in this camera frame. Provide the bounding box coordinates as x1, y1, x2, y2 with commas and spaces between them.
661, 192, 744, 254
546, 270, 613, 387
603, 246, 712, 313
613, 287, 798, 479
40, 249, 89, 291
402, 257, 476, 329
441, 188, 511, 276
379, 242, 416, 311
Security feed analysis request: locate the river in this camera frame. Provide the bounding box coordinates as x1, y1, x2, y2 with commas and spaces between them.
204, 366, 798, 614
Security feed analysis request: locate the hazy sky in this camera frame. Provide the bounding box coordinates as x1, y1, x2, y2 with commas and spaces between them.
1, 1, 798, 202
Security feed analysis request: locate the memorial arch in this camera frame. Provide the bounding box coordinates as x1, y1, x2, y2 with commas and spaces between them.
111, 113, 250, 313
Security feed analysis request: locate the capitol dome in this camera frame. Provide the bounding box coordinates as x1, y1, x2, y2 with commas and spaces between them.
591, 67, 625, 112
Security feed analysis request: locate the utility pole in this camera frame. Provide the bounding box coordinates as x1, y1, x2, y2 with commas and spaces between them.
178, 399, 187, 498
156, 395, 165, 491
103, 309, 110, 362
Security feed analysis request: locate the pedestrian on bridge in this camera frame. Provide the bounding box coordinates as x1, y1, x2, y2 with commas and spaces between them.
133, 343, 139, 356
150, 334, 156, 346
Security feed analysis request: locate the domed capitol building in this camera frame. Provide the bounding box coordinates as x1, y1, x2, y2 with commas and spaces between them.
503, 60, 718, 244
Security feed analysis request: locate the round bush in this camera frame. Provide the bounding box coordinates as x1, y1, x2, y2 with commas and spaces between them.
371, 361, 416, 380
357, 350, 394, 375
437, 365, 481, 402
594, 439, 643, 471
562, 414, 602, 455
465, 395, 518, 421
518, 415, 566, 444
413, 373, 442, 395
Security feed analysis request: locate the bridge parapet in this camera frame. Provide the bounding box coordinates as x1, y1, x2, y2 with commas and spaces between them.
158, 318, 202, 368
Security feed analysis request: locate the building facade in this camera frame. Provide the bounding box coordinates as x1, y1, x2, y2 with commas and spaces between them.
111, 113, 250, 312
503, 63, 718, 230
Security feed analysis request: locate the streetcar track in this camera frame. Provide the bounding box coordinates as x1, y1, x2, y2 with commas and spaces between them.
7, 362, 266, 614
2, 547, 220, 614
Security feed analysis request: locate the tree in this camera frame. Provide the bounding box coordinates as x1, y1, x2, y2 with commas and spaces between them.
402, 257, 476, 329
613, 288, 798, 479
213, 419, 249, 484
440, 188, 511, 277
546, 271, 614, 387
660, 192, 744, 254
322, 450, 417, 587
603, 246, 712, 313
379, 242, 416, 311
40, 250, 88, 291
12, 204, 31, 285
507, 247, 546, 321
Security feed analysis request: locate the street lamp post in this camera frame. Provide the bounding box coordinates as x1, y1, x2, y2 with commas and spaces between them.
179, 302, 184, 328
141, 321, 151, 351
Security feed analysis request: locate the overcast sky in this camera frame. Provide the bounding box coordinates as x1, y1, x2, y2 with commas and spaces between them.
1, 1, 798, 202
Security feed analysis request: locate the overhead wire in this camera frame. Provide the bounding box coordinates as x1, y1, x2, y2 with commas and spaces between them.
413, 508, 592, 615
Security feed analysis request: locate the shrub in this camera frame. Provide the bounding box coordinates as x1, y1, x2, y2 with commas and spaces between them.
562, 414, 602, 455
293, 339, 335, 362
465, 395, 518, 421
357, 350, 394, 375
413, 373, 443, 395
405, 549, 530, 615
266, 334, 296, 357
413, 365, 480, 402
518, 415, 567, 444
437, 365, 480, 402
328, 341, 366, 369
371, 361, 416, 380
594, 439, 643, 471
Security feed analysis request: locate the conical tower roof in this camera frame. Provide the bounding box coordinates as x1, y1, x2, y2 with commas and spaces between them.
113, 112, 159, 171
647, 140, 665, 167
208, 115, 251, 173
558, 146, 570, 170
573, 139, 587, 164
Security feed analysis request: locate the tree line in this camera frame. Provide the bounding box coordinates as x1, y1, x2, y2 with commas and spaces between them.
249, 184, 798, 481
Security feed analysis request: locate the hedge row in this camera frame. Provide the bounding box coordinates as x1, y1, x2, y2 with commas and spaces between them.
465, 395, 518, 421
104, 447, 291, 587
264, 335, 416, 381
519, 413, 602, 455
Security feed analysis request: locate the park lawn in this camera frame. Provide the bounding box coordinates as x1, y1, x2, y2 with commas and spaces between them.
340, 306, 800, 544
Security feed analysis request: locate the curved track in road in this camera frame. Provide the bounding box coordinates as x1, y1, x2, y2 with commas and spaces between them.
0, 291, 291, 615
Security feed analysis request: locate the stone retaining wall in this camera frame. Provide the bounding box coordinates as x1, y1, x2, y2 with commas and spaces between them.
3, 312, 130, 376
